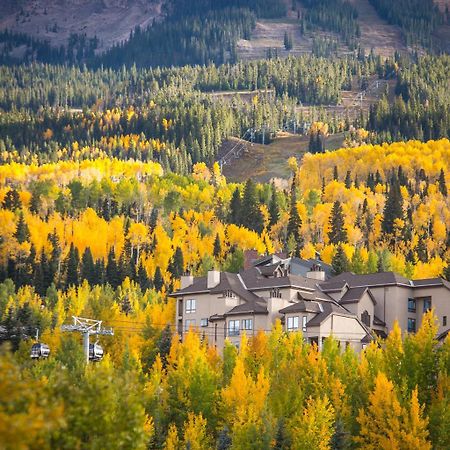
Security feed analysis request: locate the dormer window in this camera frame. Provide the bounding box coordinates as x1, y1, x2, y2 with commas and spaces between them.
361, 310, 371, 327
270, 288, 282, 298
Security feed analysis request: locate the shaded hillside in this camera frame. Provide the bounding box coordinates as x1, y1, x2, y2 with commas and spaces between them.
0, 0, 163, 52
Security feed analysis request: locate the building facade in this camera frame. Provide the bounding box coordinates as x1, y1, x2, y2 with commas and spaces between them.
171, 258, 450, 351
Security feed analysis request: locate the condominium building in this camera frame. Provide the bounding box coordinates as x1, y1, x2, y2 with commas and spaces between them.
171, 257, 450, 351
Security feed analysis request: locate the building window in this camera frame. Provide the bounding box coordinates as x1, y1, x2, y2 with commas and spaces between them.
270, 288, 282, 298
242, 319, 253, 331
185, 319, 196, 331
302, 316, 307, 332
443, 316, 447, 327
361, 310, 371, 327
287, 316, 299, 331
408, 298, 416, 313
186, 299, 196, 313
200, 318, 208, 327
408, 318, 416, 333
228, 320, 240, 336
423, 297, 432, 313
224, 290, 235, 298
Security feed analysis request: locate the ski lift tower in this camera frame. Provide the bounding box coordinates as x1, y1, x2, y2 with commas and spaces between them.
61, 316, 114, 363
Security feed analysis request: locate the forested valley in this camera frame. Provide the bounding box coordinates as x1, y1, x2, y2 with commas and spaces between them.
1, 0, 450, 448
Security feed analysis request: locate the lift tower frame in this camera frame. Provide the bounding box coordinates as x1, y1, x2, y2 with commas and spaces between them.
61, 316, 114, 362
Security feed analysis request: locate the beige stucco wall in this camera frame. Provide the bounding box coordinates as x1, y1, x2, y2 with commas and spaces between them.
343, 291, 375, 327
412, 286, 450, 335
367, 285, 449, 335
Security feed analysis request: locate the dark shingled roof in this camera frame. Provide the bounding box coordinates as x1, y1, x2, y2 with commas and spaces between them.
256, 262, 283, 277
361, 333, 374, 343
340, 287, 376, 305
373, 315, 386, 327
225, 301, 268, 316
279, 300, 323, 314
413, 278, 450, 290
305, 301, 352, 327
437, 329, 449, 342
239, 267, 317, 291
171, 276, 208, 296
324, 272, 412, 288
319, 280, 348, 293
210, 272, 262, 304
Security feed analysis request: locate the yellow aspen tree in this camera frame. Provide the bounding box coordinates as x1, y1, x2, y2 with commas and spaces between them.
164, 424, 180, 450
182, 413, 212, 450
356, 372, 431, 450
289, 396, 335, 450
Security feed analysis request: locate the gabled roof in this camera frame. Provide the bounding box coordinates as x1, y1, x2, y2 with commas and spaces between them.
289, 257, 333, 277
279, 300, 323, 314
319, 280, 348, 293
305, 301, 353, 327
413, 278, 450, 290
340, 287, 377, 305
239, 267, 318, 291
225, 301, 268, 316
171, 276, 208, 296
256, 262, 283, 277
210, 272, 262, 304
253, 254, 284, 267
325, 272, 412, 288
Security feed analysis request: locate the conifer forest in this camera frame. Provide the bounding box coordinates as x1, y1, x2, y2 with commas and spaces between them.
0, 0, 449, 449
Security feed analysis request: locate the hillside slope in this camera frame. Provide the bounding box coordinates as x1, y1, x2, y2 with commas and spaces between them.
0, 0, 163, 52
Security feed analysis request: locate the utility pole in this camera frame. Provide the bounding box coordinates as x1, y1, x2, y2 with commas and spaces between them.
61, 316, 114, 363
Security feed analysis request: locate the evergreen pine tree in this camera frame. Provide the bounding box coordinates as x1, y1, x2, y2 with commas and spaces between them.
65, 243, 80, 288
29, 190, 42, 215
416, 235, 429, 263
34, 248, 51, 296
153, 266, 164, 292
106, 247, 120, 289
2, 188, 21, 210
229, 188, 242, 225
333, 166, 339, 181
149, 208, 159, 233
118, 249, 132, 283
48, 229, 62, 284
80, 247, 96, 285
94, 259, 106, 285
14, 211, 30, 244
169, 247, 184, 280
328, 201, 348, 244
137, 263, 151, 291
382, 174, 403, 234
241, 179, 264, 233
157, 325, 172, 366
268, 182, 280, 227
213, 233, 222, 259
286, 177, 303, 255
332, 245, 350, 275
344, 170, 352, 188
438, 168, 447, 197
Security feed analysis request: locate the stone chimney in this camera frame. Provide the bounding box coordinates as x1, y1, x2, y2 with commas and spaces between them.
207, 270, 221, 289
306, 263, 326, 281
180, 274, 194, 289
